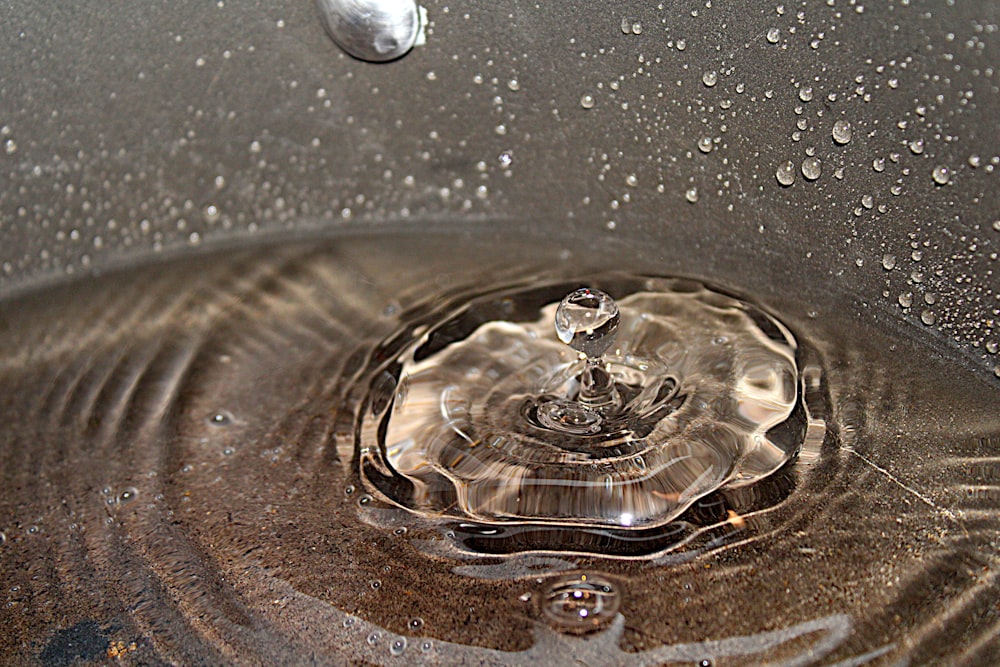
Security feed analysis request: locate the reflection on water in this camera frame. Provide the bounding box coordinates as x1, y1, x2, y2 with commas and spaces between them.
0, 231, 998, 665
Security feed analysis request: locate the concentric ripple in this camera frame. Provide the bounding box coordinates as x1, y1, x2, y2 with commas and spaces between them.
1, 232, 999, 665
357, 278, 812, 529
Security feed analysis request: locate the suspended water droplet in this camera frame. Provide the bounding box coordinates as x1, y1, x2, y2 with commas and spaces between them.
316, 0, 423, 63
832, 120, 853, 145
776, 160, 796, 186
554, 288, 620, 359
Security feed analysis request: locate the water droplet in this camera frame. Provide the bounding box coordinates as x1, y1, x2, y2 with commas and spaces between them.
968, 155, 981, 168
390, 637, 407, 655
776, 161, 796, 186
801, 157, 822, 181
498, 150, 513, 168
873, 157, 886, 173
367, 631, 382, 645
542, 574, 620, 634
920, 310, 937, 326
506, 79, 520, 91
882, 254, 897, 270
580, 94, 595, 109
625, 174, 638, 187
932, 165, 952, 185
685, 187, 699, 203
118, 487, 138, 504
899, 293, 913, 308
766, 27, 781, 43
3, 139, 16, 155
832, 120, 853, 145
555, 289, 620, 359
702, 71, 718, 87
208, 411, 232, 426
697, 136, 714, 154
798, 87, 814, 102
909, 138, 925, 155
316, 0, 423, 62
408, 617, 424, 630
861, 194, 874, 209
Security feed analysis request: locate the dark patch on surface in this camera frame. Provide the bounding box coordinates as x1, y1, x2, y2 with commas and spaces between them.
38, 620, 107, 667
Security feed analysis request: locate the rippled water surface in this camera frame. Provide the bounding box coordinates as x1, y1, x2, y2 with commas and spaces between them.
1, 231, 999, 665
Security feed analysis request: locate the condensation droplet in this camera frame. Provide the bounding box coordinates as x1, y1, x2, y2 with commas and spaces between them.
798, 87, 814, 102
832, 120, 853, 145
801, 157, 822, 181
776, 161, 796, 186
580, 94, 595, 109
882, 254, 897, 270
702, 71, 718, 87
685, 187, 699, 203
316, 0, 423, 63
766, 27, 781, 43
697, 136, 713, 153
932, 165, 951, 185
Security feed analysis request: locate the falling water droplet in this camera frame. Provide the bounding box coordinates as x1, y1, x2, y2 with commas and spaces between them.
554, 289, 620, 359
316, 0, 423, 63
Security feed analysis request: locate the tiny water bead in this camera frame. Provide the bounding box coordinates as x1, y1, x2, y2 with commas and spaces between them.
832, 120, 853, 145
355, 276, 814, 538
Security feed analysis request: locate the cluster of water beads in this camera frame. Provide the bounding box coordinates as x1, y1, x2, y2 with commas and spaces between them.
356, 276, 808, 534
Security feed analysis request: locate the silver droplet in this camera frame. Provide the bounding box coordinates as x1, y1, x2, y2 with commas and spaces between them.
554, 288, 620, 359
317, 0, 422, 63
